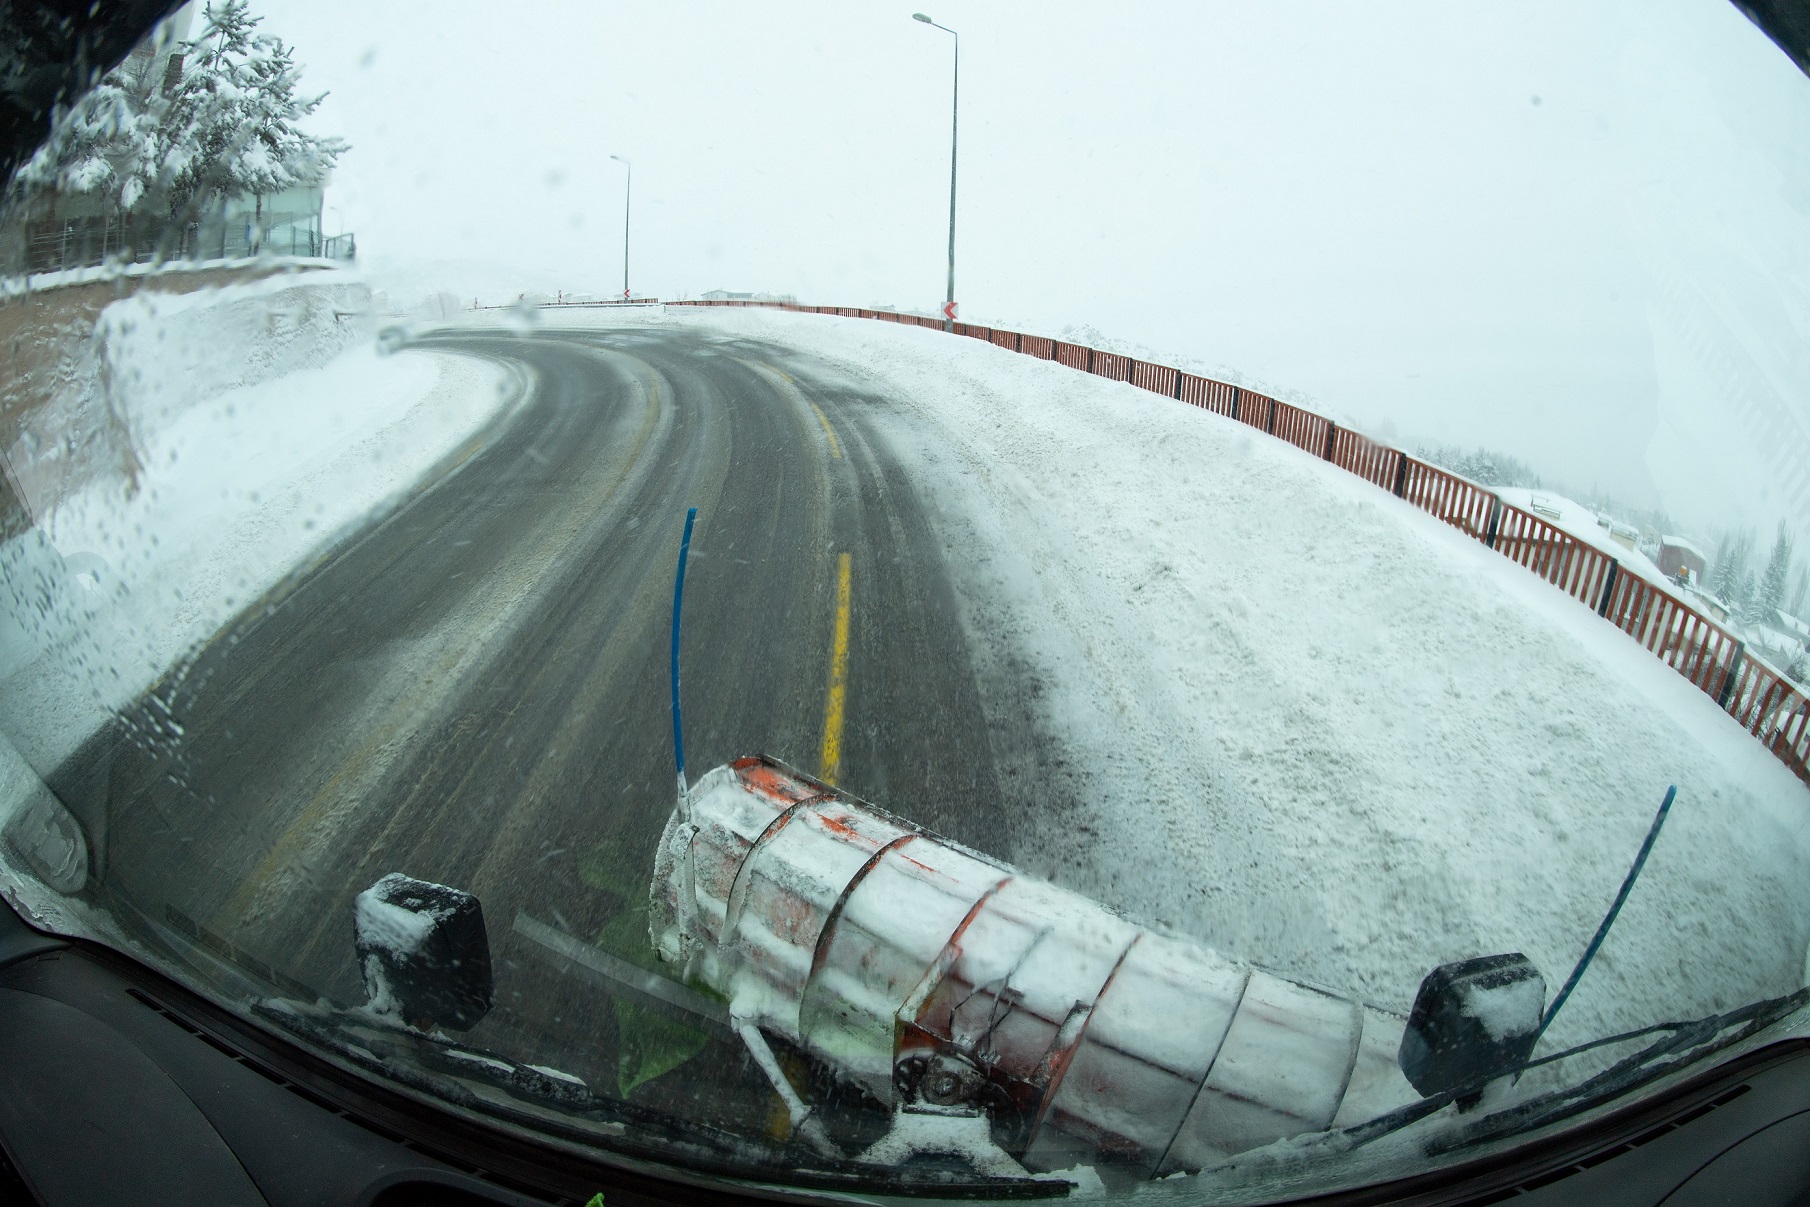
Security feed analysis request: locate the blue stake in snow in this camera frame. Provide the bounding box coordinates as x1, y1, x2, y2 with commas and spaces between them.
670, 507, 698, 804
1534, 784, 1678, 1048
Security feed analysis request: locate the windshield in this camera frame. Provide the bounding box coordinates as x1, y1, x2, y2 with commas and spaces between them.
2, 1, 1809, 1200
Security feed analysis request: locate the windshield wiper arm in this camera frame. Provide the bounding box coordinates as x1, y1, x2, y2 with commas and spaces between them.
1427, 985, 1810, 1155
1336, 986, 1810, 1156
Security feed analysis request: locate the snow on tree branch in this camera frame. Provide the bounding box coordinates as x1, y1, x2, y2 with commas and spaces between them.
10, 0, 345, 222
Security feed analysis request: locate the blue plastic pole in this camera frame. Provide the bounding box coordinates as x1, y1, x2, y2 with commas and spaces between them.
670, 507, 698, 794
1535, 784, 1678, 1046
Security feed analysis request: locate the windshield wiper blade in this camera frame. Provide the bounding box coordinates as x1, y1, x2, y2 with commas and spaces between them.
1424, 986, 1810, 1155
1333, 986, 1810, 1157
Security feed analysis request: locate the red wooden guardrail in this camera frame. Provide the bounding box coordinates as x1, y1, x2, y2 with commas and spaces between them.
669, 298, 1810, 786
1493, 504, 1618, 611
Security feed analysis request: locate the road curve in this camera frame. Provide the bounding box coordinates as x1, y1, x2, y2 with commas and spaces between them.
49, 322, 1051, 1128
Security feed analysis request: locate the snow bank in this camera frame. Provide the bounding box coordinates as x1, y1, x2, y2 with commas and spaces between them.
2, 267, 374, 524
656, 306, 1810, 1055
0, 255, 349, 300
97, 269, 374, 443
0, 276, 520, 772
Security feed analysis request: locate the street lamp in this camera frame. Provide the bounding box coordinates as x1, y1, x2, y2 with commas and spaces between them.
913, 12, 958, 332
610, 154, 631, 300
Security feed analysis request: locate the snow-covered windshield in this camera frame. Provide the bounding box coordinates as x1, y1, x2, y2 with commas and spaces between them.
2, 1, 1809, 1200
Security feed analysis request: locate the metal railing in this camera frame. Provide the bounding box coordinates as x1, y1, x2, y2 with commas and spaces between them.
670, 297, 1810, 787
465, 297, 663, 311
15, 216, 354, 275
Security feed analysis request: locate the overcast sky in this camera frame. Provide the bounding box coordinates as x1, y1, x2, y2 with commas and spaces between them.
254, 0, 1810, 540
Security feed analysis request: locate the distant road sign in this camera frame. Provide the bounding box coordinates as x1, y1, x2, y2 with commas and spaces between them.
942, 300, 957, 321
624, 288, 632, 300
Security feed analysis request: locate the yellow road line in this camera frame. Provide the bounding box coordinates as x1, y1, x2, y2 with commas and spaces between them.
736, 356, 840, 460
808, 401, 843, 459
819, 553, 852, 785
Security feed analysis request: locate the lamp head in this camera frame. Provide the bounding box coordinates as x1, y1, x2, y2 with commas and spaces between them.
912, 12, 933, 23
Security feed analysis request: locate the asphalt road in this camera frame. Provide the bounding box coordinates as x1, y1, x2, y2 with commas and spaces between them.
47, 322, 1050, 1132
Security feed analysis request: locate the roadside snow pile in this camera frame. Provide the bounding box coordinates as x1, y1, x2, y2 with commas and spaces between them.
0, 275, 519, 771
3, 267, 373, 523
671, 305, 1810, 1054
98, 270, 374, 439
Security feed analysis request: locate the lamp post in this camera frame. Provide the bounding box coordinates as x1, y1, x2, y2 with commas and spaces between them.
610, 154, 631, 300
912, 12, 958, 331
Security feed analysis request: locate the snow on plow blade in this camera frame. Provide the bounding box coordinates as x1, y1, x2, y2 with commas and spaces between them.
650, 755, 1418, 1177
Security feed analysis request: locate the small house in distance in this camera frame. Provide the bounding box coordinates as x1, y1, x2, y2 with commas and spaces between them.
1594, 517, 1640, 553
1658, 536, 1706, 585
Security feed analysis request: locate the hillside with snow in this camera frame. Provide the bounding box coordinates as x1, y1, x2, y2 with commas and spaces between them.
616, 303, 1810, 1058
4, 284, 1804, 1069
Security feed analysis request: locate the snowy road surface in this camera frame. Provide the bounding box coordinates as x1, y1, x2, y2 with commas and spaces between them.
43, 324, 1061, 1125
30, 310, 1810, 1127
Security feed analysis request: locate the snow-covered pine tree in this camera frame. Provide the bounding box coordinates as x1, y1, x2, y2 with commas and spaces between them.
11, 53, 162, 210
1750, 521, 1794, 627
8, 2, 343, 249
1709, 528, 1751, 606
1415, 444, 1541, 488
155, 1, 346, 229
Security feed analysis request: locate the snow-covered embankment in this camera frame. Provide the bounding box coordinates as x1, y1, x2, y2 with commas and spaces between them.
0, 271, 520, 772
667, 304, 1810, 1057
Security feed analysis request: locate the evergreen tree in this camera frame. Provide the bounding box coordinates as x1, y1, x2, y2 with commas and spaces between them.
155, 1, 345, 224
1709, 528, 1752, 606
10, 2, 343, 234
12, 59, 161, 208
1750, 521, 1794, 627
1417, 444, 1541, 488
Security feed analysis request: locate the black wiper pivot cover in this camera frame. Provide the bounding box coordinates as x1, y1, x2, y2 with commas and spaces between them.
353, 873, 495, 1032
1400, 953, 1546, 1101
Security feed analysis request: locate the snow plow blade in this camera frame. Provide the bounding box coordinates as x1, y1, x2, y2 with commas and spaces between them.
649, 755, 1419, 1177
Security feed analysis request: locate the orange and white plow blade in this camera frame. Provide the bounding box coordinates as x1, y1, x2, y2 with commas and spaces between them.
650, 755, 1418, 1177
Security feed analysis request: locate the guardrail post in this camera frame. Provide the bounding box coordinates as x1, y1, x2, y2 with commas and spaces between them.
1323, 422, 1337, 461
1265, 398, 1278, 434
1173, 370, 1184, 401
1230, 387, 1241, 423
1016, 331, 1024, 353
1718, 642, 1747, 711
1597, 559, 1620, 617
1484, 497, 1502, 549
1392, 454, 1409, 498
1087, 347, 1095, 374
